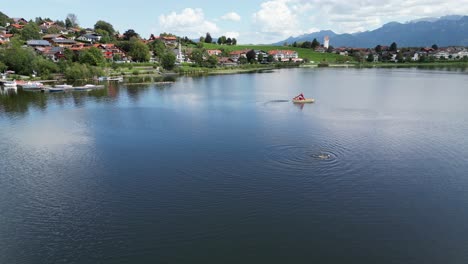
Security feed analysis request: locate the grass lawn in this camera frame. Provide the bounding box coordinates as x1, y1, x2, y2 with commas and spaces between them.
202, 43, 352, 63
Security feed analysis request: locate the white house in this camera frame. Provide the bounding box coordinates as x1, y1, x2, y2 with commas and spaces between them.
268, 50, 299, 61
77, 33, 102, 43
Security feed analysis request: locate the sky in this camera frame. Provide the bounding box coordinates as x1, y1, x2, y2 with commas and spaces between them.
2, 0, 468, 44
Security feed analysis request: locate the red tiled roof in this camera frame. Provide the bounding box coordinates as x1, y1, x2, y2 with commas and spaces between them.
10, 24, 24, 29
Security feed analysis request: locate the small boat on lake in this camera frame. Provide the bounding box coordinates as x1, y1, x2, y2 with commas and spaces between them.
292, 93, 315, 104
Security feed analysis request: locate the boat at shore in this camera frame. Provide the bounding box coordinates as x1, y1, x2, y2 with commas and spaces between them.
73, 84, 104, 91
54, 84, 73, 89
2, 80, 17, 88
98, 76, 123, 82
18, 81, 44, 90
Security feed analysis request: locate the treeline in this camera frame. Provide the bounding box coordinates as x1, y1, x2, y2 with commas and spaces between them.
200, 33, 237, 46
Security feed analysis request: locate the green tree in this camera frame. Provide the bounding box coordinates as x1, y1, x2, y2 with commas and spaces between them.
226, 38, 232, 45
128, 38, 150, 62
54, 20, 65, 28
301, 41, 312, 49
46, 26, 61, 34
94, 20, 115, 35
79, 47, 105, 66
161, 52, 176, 70
0, 62, 7, 72
232, 38, 237, 45
0, 11, 12, 27
390, 42, 397, 52
431, 44, 438, 50
292, 41, 297, 47
20, 22, 41, 41
366, 53, 374, 62
375, 45, 382, 53
238, 56, 248, 64
246, 49, 256, 63
66, 13, 79, 27
149, 39, 166, 58
190, 49, 205, 66
205, 32, 212, 43
206, 55, 218, 68
123, 29, 139, 41
65, 17, 73, 28
311, 38, 320, 49
267, 54, 275, 63
258, 53, 264, 62
396, 52, 404, 62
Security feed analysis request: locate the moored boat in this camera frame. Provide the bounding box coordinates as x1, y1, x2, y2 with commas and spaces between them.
20, 81, 44, 90
73, 84, 104, 90
54, 84, 73, 89
2, 80, 17, 88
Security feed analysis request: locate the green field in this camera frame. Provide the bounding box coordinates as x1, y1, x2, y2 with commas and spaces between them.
202, 43, 351, 63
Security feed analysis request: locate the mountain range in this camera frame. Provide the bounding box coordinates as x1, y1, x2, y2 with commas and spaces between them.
275, 15, 468, 48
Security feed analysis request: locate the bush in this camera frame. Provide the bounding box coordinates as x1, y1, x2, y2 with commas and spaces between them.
132, 70, 139, 75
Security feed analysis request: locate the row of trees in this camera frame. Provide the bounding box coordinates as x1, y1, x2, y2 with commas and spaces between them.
201, 33, 237, 46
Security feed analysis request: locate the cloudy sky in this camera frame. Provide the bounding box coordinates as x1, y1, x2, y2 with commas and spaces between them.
3, 0, 468, 43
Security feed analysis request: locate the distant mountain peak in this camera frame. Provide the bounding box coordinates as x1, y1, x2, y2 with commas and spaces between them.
274, 15, 468, 47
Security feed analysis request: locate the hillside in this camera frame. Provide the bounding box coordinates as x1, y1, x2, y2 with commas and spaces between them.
202, 43, 350, 62
0, 11, 10, 26
275, 15, 468, 47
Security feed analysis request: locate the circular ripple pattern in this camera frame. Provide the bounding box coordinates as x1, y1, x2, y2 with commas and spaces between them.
263, 144, 349, 175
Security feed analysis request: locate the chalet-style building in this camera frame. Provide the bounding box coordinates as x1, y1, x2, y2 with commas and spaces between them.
43, 34, 68, 42
50, 38, 76, 48
268, 50, 299, 61
12, 18, 28, 24
229, 49, 250, 62
93, 43, 127, 60
77, 33, 102, 43
207, 49, 222, 56
27, 40, 52, 48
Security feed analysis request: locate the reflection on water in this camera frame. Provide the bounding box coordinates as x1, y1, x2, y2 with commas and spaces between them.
1, 68, 468, 264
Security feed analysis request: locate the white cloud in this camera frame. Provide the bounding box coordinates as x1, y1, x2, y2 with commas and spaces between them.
159, 8, 219, 37
221, 12, 241, 21
223, 31, 240, 39
250, 0, 468, 43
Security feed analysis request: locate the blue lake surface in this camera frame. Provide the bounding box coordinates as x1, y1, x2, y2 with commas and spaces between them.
1, 68, 468, 263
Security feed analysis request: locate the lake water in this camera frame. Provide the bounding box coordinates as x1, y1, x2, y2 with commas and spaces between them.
1, 68, 468, 263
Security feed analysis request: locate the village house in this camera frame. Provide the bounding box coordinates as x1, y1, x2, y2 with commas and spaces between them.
43, 34, 68, 42
229, 49, 250, 62
77, 33, 102, 43
50, 38, 77, 48
36, 47, 65, 62
11, 18, 28, 24
218, 57, 237, 66
207, 49, 222, 56
93, 43, 127, 60
7, 24, 24, 30
0, 33, 13, 44
0, 26, 6, 34
268, 50, 299, 61
254, 50, 268, 62
161, 36, 177, 46
27, 40, 52, 48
